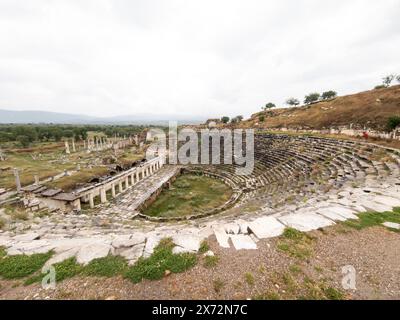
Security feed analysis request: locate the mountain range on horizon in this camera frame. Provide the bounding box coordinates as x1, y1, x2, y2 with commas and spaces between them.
0, 109, 207, 125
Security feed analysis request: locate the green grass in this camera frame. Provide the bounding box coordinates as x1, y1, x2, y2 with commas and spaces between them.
343, 208, 400, 232
213, 278, 225, 293
84, 255, 128, 277
277, 228, 313, 260
283, 227, 305, 240
244, 272, 255, 286
203, 255, 219, 268
142, 174, 232, 218
124, 238, 197, 283
199, 240, 210, 254
0, 251, 52, 279
253, 292, 281, 300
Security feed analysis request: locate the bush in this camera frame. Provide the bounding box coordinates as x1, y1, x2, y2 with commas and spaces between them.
220, 116, 230, 124
124, 238, 197, 283
374, 85, 386, 90
387, 116, 400, 131
304, 93, 320, 105
321, 91, 337, 100
259, 115, 265, 122
263, 103, 276, 110
286, 98, 300, 106
0, 251, 52, 279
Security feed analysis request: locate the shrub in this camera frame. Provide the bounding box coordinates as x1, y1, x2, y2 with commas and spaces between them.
286, 98, 300, 106
259, 115, 265, 122
124, 238, 197, 283
221, 116, 230, 124
387, 116, 400, 131
321, 90, 337, 100
304, 93, 320, 104
0, 251, 52, 279
263, 103, 276, 110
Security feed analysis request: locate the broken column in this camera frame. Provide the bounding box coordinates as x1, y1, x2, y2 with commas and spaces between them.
34, 174, 39, 185
14, 168, 21, 192
72, 138, 76, 152
65, 141, 70, 154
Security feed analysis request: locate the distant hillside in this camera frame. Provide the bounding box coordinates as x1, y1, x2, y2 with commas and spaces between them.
240, 85, 400, 131
0, 109, 205, 125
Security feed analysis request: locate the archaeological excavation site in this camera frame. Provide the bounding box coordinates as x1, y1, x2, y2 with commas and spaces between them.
1, 2, 400, 303
1, 113, 400, 299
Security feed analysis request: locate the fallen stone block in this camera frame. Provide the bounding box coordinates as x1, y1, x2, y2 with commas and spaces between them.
248, 216, 285, 239
76, 243, 113, 265
172, 234, 202, 252
382, 222, 400, 230
278, 212, 335, 232
212, 226, 230, 248
230, 234, 257, 250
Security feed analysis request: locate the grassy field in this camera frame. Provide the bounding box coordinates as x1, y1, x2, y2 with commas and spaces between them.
142, 174, 233, 218
0, 140, 145, 191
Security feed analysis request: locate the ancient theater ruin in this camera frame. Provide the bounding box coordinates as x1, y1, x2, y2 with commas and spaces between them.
1, 127, 400, 266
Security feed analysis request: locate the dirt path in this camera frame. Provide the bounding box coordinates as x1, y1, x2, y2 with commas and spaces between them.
1, 224, 399, 300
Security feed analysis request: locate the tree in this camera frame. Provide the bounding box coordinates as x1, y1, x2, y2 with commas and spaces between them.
286, 98, 300, 106
382, 74, 395, 87
263, 102, 276, 110
387, 116, 400, 131
304, 93, 320, 105
231, 115, 244, 124
396, 75, 400, 83
221, 116, 230, 124
17, 135, 30, 148
321, 90, 337, 100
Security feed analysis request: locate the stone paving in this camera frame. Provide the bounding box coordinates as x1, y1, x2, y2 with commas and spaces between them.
1, 134, 400, 266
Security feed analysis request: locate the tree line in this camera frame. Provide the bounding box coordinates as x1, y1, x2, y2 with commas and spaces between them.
0, 124, 145, 147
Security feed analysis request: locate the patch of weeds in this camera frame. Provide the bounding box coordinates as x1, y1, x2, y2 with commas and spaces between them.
124, 238, 197, 283
289, 264, 303, 275
0, 218, 5, 230
84, 255, 128, 277
213, 278, 225, 293
203, 255, 219, 268
258, 265, 266, 274
24, 257, 83, 285
0, 251, 52, 279
283, 227, 305, 240
323, 287, 344, 300
253, 292, 281, 300
277, 228, 313, 260
282, 273, 297, 293
244, 272, 255, 286
199, 240, 210, 254
343, 209, 400, 232
314, 266, 323, 273
0, 247, 6, 258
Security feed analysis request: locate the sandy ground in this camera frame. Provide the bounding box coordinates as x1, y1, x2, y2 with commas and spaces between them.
0, 224, 399, 300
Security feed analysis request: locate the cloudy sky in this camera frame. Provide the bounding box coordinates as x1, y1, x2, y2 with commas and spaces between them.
0, 0, 399, 119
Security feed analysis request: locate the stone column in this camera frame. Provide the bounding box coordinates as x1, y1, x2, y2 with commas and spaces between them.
100, 188, 107, 203
111, 184, 116, 198
83, 139, 86, 150
65, 141, 70, 154
119, 180, 123, 193
130, 173, 135, 185
142, 167, 146, 178
89, 193, 94, 208
13, 168, 21, 192
72, 139, 76, 152
125, 176, 129, 189
34, 175, 39, 185
136, 171, 140, 182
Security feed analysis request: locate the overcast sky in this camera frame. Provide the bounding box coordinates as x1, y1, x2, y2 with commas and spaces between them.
0, 0, 399, 119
